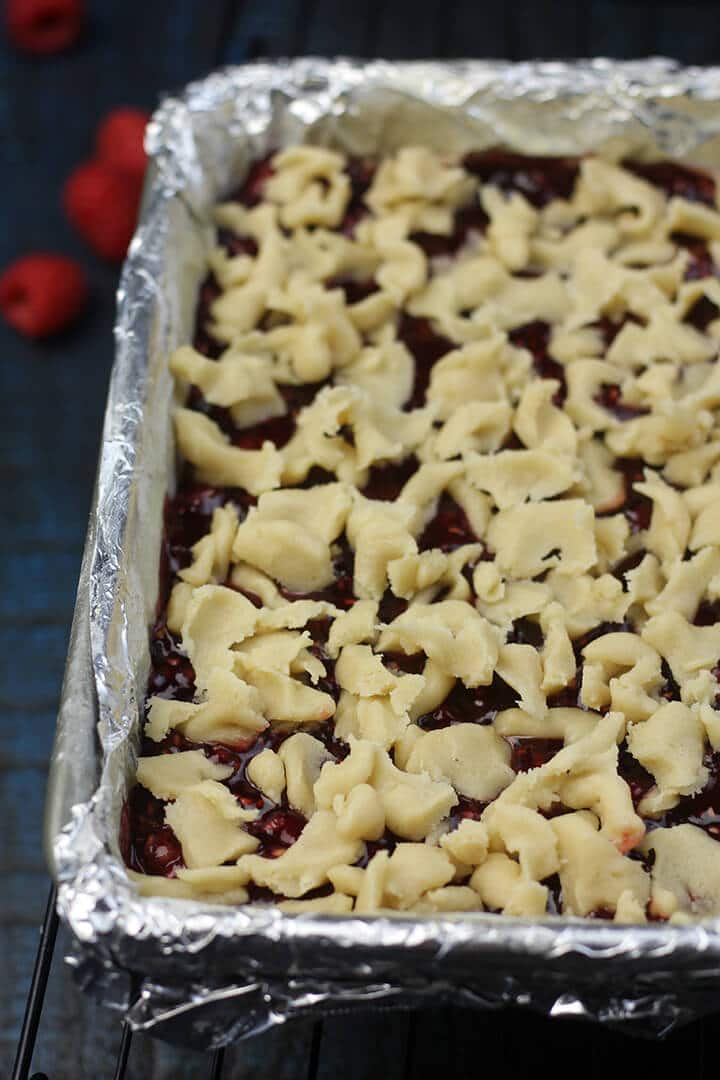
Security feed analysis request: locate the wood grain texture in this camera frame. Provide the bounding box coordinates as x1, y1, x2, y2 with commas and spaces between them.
222, 0, 310, 61
1, 0, 719, 1075
506, 2, 586, 59
314, 1011, 411, 1080
373, 0, 444, 59
304, 0, 377, 58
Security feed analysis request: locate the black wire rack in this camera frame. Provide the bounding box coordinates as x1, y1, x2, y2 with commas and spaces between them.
11, 886, 240, 1080
12, 882, 717, 1079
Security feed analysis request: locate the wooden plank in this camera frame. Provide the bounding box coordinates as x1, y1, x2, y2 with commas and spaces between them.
478, 1011, 595, 1080
2, 770, 47, 874
506, 1, 585, 60
656, 6, 720, 64
0, 623, 71, 712
0, 4, 242, 1076
0, 550, 81, 623
587, 2, 660, 57
404, 1008, 455, 1077
5, 924, 133, 1079
373, 0, 444, 59
0, 710, 56, 770
304, 0, 376, 57
588, 1014, 704, 1078
221, 0, 310, 61
439, 1, 510, 59
122, 1019, 317, 1080
315, 1011, 411, 1080
448, 1007, 504, 1076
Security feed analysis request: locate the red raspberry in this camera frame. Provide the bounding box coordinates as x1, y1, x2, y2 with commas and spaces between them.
96, 107, 151, 179
6, 0, 83, 54
0, 253, 87, 338
63, 159, 142, 262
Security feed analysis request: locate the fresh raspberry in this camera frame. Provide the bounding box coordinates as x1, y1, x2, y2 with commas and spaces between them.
63, 159, 142, 262
96, 107, 151, 179
6, 0, 84, 54
0, 253, 87, 338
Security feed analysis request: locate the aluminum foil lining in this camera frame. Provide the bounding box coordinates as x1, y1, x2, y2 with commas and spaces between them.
50, 58, 720, 1047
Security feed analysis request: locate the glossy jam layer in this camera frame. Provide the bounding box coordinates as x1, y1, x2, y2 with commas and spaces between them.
125, 151, 720, 918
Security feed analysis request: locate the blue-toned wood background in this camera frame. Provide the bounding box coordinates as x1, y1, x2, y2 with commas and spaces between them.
3, 1, 720, 1076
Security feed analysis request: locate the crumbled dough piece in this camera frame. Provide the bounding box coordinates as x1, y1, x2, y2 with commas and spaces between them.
645, 547, 720, 622
487, 499, 597, 578
265, 146, 350, 229
231, 483, 351, 592
539, 602, 576, 694
489, 712, 644, 852
643, 612, 720, 693
382, 844, 455, 909
377, 601, 502, 687
440, 819, 490, 867
170, 345, 286, 429
482, 186, 538, 271
470, 853, 523, 910
580, 632, 664, 722
404, 724, 514, 802
279, 733, 333, 817
336, 339, 415, 409
425, 337, 515, 419
642, 824, 720, 918
482, 802, 559, 883
545, 571, 630, 637
128, 866, 250, 904
334, 783, 386, 841
180, 585, 259, 685
635, 472, 690, 564
494, 707, 597, 744
326, 600, 379, 659
238, 811, 363, 898
246, 748, 286, 804
145, 668, 266, 744
365, 146, 475, 238
465, 449, 578, 510
605, 406, 713, 466
334, 691, 410, 750
430, 401, 512, 459
495, 643, 546, 719
281, 389, 409, 485
279, 893, 354, 914
242, 667, 335, 725
335, 644, 423, 714
551, 811, 650, 917
165, 781, 259, 869
415, 886, 483, 913
179, 505, 239, 588
513, 379, 577, 456
136, 750, 233, 801
573, 157, 665, 236
314, 738, 457, 841
174, 409, 283, 494
626, 702, 708, 815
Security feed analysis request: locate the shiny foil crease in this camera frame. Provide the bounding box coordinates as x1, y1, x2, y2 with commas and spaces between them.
50, 58, 720, 1046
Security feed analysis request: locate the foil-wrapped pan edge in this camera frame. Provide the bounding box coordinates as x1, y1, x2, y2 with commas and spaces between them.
48, 58, 720, 1044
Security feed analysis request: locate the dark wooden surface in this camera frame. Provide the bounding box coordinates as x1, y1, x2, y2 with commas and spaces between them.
3, 1, 720, 1075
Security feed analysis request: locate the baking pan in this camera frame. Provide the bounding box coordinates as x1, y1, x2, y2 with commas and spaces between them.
47, 58, 720, 1046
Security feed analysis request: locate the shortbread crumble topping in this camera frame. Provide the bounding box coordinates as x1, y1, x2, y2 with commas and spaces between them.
122, 146, 720, 922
